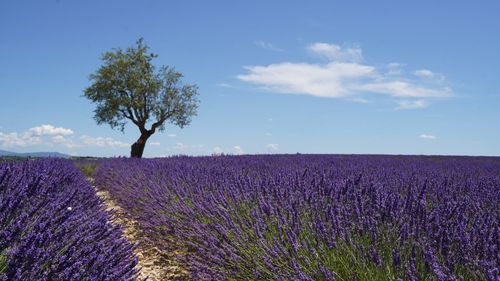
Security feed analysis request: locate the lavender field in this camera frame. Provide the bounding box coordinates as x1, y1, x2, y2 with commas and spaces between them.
3, 0, 500, 280
92, 155, 499, 280
0, 159, 137, 280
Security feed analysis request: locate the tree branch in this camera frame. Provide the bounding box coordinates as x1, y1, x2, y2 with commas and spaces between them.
150, 109, 175, 132
142, 92, 149, 123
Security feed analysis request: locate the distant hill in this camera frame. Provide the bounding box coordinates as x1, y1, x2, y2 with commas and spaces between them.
0, 150, 71, 158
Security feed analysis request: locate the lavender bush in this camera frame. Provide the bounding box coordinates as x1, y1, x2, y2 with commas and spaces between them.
0, 159, 137, 280
95, 155, 500, 280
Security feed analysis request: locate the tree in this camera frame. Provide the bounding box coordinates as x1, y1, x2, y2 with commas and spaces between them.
84, 39, 199, 158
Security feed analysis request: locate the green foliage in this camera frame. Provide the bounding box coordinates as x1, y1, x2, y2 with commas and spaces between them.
74, 161, 98, 178
0, 156, 25, 162
0, 251, 7, 275
193, 201, 403, 281
83, 38, 199, 134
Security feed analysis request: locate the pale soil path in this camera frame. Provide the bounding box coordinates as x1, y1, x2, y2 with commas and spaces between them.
89, 178, 189, 281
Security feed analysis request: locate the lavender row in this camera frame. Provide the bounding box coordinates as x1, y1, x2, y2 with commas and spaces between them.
95, 155, 500, 280
0, 159, 137, 280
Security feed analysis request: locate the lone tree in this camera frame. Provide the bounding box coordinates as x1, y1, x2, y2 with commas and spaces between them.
84, 39, 199, 158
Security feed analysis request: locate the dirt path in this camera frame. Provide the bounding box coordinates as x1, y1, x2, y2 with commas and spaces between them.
90, 179, 188, 280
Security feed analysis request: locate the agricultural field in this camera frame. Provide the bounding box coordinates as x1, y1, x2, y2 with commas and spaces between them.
94, 155, 498, 280
1, 155, 499, 280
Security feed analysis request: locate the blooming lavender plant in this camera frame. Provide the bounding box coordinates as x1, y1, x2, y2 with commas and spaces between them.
0, 159, 137, 281
95, 155, 500, 280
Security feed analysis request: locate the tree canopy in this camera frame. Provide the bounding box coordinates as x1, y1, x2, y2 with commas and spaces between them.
84, 38, 199, 157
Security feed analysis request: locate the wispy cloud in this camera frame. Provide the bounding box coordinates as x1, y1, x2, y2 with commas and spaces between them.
167, 134, 177, 138
233, 145, 244, 155
386, 63, 404, 76
212, 146, 224, 155
80, 135, 129, 149
308, 42, 363, 62
255, 40, 285, 52
414, 69, 434, 78
238, 42, 452, 109
266, 143, 279, 151
348, 98, 371, 104
357, 82, 450, 98
216, 83, 234, 88
166, 142, 205, 155
419, 134, 437, 140
51, 135, 80, 148
396, 100, 429, 110
209, 145, 245, 155
150, 141, 161, 146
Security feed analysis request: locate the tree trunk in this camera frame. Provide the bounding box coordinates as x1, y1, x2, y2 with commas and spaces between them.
130, 134, 150, 158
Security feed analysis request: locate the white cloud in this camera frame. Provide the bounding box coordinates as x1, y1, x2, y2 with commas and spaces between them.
414, 69, 434, 78
396, 99, 429, 110
419, 134, 436, 140
80, 135, 129, 149
212, 146, 224, 155
0, 131, 41, 147
53, 134, 129, 149
167, 134, 177, 138
255, 40, 285, 52
29, 124, 73, 136
173, 142, 186, 151
51, 135, 80, 148
308, 43, 363, 62
167, 142, 204, 154
266, 143, 279, 151
0, 124, 74, 147
357, 82, 451, 98
0, 124, 132, 151
386, 63, 404, 75
150, 141, 161, 146
348, 98, 371, 104
233, 145, 244, 155
238, 62, 375, 98
0, 124, 75, 148
238, 42, 452, 109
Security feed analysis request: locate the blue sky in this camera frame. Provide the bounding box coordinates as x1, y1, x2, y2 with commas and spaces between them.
1, 0, 499, 157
